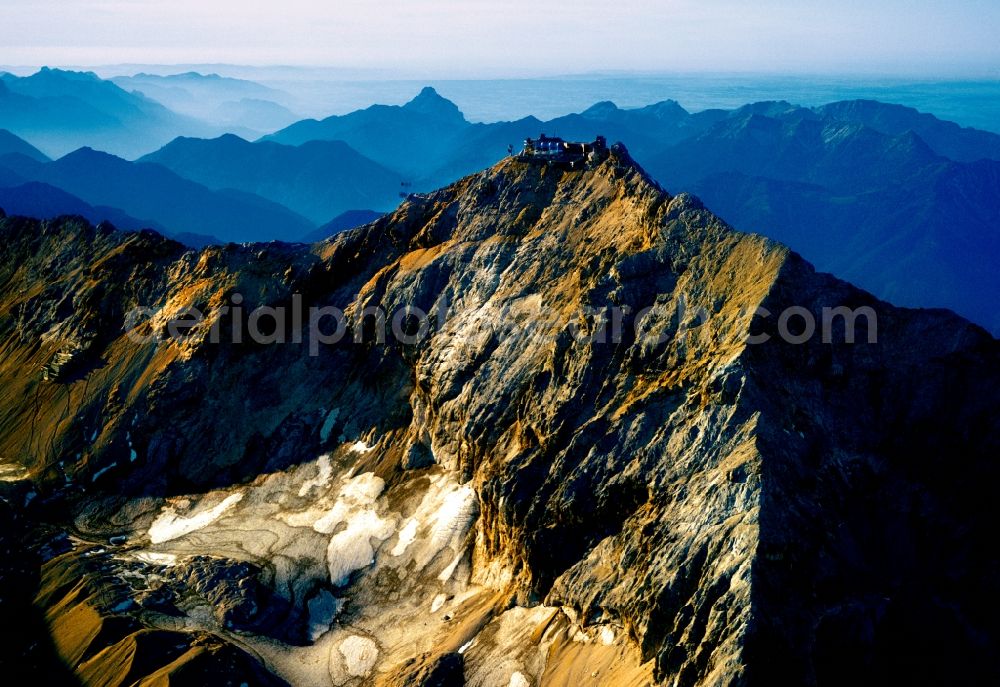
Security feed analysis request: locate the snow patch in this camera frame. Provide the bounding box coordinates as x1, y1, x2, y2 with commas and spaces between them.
431, 593, 447, 613
428, 484, 478, 551
298, 454, 333, 497
438, 551, 464, 582
148, 492, 244, 544
348, 440, 375, 454
339, 471, 384, 502
600, 626, 616, 645
389, 475, 480, 578
133, 552, 178, 566
391, 518, 419, 556
509, 672, 531, 687
338, 635, 379, 677
326, 509, 395, 585
284, 470, 385, 534
313, 472, 385, 534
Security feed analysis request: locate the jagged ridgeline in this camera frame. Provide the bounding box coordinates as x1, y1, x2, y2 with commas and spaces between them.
0, 146, 997, 686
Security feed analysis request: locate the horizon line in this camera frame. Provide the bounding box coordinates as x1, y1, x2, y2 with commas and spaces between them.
3, 64, 1000, 82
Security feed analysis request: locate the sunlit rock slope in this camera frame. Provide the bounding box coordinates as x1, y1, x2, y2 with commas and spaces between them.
0, 146, 997, 685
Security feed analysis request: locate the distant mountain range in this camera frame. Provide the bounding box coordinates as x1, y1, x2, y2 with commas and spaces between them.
0, 181, 164, 233
265, 86, 705, 186
265, 86, 472, 181
0, 68, 218, 159
141, 134, 401, 223
0, 145, 313, 243
111, 72, 301, 135
641, 105, 1000, 334
0, 128, 50, 162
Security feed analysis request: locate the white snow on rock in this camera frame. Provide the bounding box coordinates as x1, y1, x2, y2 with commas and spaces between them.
312, 501, 352, 534
338, 635, 379, 677
428, 484, 478, 551
431, 593, 447, 613
600, 625, 616, 645
339, 471, 384, 502
133, 552, 178, 566
313, 472, 385, 534
327, 509, 395, 585
298, 454, 333, 497
348, 440, 375, 454
509, 671, 531, 687
281, 471, 386, 531
148, 492, 244, 544
399, 478, 478, 577
391, 518, 419, 556
438, 551, 465, 582
375, 474, 482, 581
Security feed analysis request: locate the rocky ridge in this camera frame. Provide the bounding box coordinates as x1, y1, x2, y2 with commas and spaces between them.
0, 146, 997, 685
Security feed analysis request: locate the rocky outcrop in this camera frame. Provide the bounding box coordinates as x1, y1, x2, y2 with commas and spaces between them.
0, 148, 997, 685
25, 541, 287, 686
377, 652, 465, 687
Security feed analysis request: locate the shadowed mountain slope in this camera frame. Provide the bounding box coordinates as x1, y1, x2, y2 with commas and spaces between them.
0, 128, 50, 162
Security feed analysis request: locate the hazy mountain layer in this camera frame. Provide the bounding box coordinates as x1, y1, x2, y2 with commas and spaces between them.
141, 134, 402, 223
0, 181, 163, 232
111, 72, 301, 136
0, 68, 218, 159
645, 110, 1000, 333
0, 128, 50, 162
0, 147, 314, 243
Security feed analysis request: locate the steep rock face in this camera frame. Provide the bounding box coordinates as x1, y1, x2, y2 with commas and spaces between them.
0, 149, 997, 685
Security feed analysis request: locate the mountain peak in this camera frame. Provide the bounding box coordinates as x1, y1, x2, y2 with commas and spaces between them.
639, 98, 689, 120
33, 66, 100, 82
378, 139, 664, 251
61, 145, 115, 161
582, 100, 620, 118
403, 86, 465, 121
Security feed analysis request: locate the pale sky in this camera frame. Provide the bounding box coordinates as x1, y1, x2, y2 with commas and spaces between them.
1, 0, 998, 76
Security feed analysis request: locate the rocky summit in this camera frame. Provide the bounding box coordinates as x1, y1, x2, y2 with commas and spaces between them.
0, 146, 997, 686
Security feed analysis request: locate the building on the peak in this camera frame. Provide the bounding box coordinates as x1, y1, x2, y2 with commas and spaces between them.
518, 133, 609, 168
